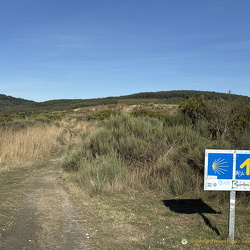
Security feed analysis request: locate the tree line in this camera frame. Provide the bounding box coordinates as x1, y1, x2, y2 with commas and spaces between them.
1, 90, 249, 116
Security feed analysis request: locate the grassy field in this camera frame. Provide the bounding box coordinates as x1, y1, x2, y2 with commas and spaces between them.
0, 103, 249, 249
64, 180, 250, 249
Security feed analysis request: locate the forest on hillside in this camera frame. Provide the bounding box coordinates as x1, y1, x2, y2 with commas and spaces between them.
1, 90, 249, 116
0, 94, 35, 106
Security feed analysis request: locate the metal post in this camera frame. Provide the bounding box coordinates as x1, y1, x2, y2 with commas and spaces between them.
229, 190, 236, 241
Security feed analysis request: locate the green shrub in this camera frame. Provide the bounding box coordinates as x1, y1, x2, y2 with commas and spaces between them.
89, 114, 165, 164
62, 147, 85, 171
164, 112, 192, 127
75, 153, 126, 196
131, 109, 166, 120
179, 96, 208, 124
88, 109, 120, 120
62, 111, 250, 199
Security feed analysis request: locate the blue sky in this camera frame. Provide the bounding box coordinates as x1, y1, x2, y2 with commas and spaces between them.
1, 0, 250, 101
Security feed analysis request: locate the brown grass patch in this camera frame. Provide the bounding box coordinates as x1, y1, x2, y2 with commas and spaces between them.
0, 124, 63, 171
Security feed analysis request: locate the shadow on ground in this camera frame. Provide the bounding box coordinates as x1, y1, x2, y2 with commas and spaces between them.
162, 198, 221, 236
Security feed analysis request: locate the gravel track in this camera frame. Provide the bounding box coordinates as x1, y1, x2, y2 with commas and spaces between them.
0, 156, 92, 250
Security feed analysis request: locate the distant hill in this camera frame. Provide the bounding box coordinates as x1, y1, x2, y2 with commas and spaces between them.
122, 90, 249, 100
0, 94, 35, 106
1, 90, 250, 115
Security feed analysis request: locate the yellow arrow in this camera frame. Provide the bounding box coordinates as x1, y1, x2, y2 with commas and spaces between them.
240, 158, 250, 175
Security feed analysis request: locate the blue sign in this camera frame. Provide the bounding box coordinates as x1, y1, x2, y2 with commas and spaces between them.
204, 150, 250, 191
207, 153, 233, 179
235, 153, 250, 180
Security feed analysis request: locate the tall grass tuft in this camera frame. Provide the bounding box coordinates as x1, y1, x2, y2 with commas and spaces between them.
75, 152, 126, 196
0, 124, 63, 170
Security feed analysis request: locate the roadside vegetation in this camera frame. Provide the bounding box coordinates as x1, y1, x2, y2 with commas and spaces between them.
62, 96, 250, 199
1, 92, 250, 249
61, 96, 250, 249
0, 113, 63, 171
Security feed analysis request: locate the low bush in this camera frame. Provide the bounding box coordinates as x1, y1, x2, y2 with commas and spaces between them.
75, 153, 126, 196
131, 109, 166, 120
87, 109, 120, 120
62, 114, 214, 196
90, 114, 165, 164
62, 109, 250, 201
61, 147, 85, 172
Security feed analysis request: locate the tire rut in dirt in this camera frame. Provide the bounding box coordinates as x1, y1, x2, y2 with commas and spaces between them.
0, 159, 92, 250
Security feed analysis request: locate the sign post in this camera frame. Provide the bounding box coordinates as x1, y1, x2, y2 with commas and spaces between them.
229, 190, 236, 240
204, 149, 250, 240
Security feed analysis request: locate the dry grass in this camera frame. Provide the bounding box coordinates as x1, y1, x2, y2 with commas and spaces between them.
63, 180, 250, 250
0, 124, 63, 171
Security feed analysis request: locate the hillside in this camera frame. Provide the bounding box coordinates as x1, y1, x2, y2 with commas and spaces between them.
1, 90, 250, 248
1, 90, 250, 116
0, 94, 35, 106
123, 90, 250, 100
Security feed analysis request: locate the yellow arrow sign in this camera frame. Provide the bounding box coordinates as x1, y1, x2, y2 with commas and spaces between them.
240, 158, 250, 175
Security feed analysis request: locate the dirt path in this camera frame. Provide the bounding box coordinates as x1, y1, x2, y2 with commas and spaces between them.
0, 155, 92, 250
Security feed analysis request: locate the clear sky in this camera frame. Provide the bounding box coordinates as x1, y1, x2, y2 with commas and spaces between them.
1, 0, 250, 102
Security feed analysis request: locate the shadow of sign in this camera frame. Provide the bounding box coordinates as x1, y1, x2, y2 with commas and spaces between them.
162, 199, 221, 236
